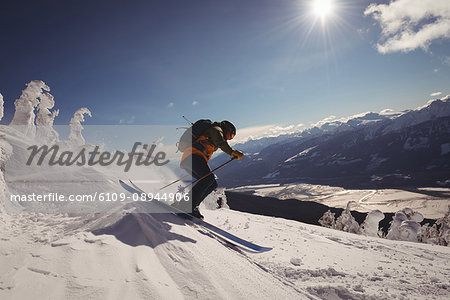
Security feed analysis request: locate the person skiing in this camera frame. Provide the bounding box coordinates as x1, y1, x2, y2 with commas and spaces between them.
179, 120, 244, 219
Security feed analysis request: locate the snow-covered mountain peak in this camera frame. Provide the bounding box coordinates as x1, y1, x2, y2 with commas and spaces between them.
315, 95, 450, 135
381, 95, 450, 133
417, 95, 450, 116
232, 96, 450, 153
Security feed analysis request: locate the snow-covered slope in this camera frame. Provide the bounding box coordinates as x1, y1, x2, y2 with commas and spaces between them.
0, 210, 301, 299
205, 208, 450, 299
1, 199, 449, 299
0, 125, 301, 299
1, 125, 450, 299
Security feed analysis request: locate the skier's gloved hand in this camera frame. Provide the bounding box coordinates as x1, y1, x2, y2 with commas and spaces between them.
231, 150, 244, 160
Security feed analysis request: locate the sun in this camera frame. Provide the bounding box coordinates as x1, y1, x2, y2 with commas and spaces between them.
313, 0, 333, 19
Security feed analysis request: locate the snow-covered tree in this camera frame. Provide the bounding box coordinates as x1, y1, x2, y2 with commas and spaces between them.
437, 207, 450, 246
36, 92, 59, 144
36, 92, 59, 126
0, 140, 13, 215
319, 203, 362, 234
318, 210, 336, 228
419, 223, 440, 244
10, 80, 50, 137
386, 208, 424, 242
69, 108, 92, 146
335, 201, 360, 234
360, 210, 385, 237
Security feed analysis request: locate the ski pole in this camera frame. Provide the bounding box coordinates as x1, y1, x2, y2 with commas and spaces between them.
182, 157, 236, 190
182, 115, 193, 125
159, 174, 190, 190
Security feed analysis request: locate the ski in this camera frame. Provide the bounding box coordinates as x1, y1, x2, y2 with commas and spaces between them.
119, 180, 272, 252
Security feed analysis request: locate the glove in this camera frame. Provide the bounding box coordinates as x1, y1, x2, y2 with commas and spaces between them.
231, 150, 244, 160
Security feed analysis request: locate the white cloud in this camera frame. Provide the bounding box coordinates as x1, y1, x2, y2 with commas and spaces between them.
232, 123, 305, 144
364, 0, 450, 54
167, 102, 174, 108
380, 108, 394, 115
430, 91, 442, 97
192, 101, 199, 106
433, 68, 439, 73
310, 115, 337, 128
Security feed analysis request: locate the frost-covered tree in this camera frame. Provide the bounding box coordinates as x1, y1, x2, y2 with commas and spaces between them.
387, 212, 407, 240
0, 93, 4, 121
10, 80, 50, 137
360, 210, 385, 237
318, 210, 336, 228
69, 108, 92, 146
402, 208, 424, 222
317, 203, 448, 246
435, 206, 450, 246
0, 141, 13, 214
386, 208, 424, 242
419, 207, 450, 246
335, 201, 360, 234
36, 92, 59, 126
36, 92, 59, 144
398, 221, 422, 242
419, 223, 440, 244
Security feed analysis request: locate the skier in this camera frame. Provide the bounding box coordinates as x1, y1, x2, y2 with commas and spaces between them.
180, 120, 244, 219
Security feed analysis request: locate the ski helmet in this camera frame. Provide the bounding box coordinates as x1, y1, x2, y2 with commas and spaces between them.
220, 120, 236, 140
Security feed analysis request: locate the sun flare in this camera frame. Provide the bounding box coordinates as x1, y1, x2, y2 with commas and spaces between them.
313, 0, 333, 19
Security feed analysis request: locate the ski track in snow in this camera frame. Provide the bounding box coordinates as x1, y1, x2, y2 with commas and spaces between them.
358, 190, 378, 205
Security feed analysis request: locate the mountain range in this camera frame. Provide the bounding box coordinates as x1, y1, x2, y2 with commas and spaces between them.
213, 96, 450, 188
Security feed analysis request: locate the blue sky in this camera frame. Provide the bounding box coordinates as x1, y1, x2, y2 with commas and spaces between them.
1, 0, 449, 134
